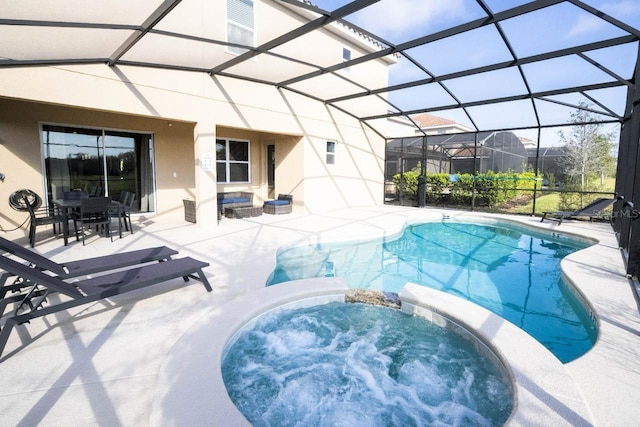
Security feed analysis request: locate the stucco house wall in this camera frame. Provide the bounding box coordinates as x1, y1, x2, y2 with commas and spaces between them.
0, 97, 198, 226
0, 0, 389, 231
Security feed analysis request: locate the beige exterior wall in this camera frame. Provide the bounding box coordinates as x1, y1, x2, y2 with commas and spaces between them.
0, 97, 198, 228
0, 0, 388, 233
214, 126, 304, 207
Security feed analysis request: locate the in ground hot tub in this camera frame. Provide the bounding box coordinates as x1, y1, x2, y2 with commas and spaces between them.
222, 295, 513, 426
150, 279, 594, 426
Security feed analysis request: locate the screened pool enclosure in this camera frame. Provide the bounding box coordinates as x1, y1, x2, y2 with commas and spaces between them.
1, 0, 640, 272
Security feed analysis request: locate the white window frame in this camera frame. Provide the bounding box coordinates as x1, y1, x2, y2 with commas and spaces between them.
217, 138, 251, 183
226, 0, 256, 55
326, 141, 336, 165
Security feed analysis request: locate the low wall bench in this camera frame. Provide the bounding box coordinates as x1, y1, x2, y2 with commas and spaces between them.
263, 194, 293, 215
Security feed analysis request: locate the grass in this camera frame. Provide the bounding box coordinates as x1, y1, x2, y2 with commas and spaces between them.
501, 193, 561, 216
393, 177, 616, 218
496, 177, 616, 216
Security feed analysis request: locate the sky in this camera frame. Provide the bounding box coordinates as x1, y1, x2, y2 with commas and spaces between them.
310, 0, 640, 146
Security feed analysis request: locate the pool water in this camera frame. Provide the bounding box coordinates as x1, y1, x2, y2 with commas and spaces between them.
268, 221, 597, 362
223, 302, 513, 426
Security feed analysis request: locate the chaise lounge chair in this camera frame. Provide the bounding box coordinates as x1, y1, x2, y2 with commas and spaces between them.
0, 254, 211, 359
0, 236, 178, 297
540, 197, 616, 225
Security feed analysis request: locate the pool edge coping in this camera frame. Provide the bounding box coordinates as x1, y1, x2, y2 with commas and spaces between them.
400, 283, 593, 427
150, 279, 594, 427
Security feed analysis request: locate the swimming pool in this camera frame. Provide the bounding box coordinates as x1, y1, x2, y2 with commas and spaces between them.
268, 220, 597, 362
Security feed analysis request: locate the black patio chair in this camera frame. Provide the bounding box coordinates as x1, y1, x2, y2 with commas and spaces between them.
62, 190, 89, 221
123, 192, 136, 233
110, 192, 136, 235
73, 197, 112, 245
109, 192, 128, 238
0, 254, 211, 359
23, 196, 62, 248
88, 185, 103, 197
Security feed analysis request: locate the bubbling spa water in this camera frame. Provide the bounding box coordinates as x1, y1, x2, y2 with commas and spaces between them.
222, 302, 513, 426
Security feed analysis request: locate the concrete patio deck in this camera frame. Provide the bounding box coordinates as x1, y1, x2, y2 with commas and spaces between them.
0, 205, 638, 426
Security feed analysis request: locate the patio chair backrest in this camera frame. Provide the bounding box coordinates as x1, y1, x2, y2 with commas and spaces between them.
23, 195, 58, 223
125, 192, 136, 210
23, 195, 38, 221
89, 186, 103, 197
0, 255, 83, 298
577, 197, 614, 214
118, 191, 129, 204
277, 194, 293, 203
0, 236, 66, 276
80, 196, 111, 218
63, 191, 89, 200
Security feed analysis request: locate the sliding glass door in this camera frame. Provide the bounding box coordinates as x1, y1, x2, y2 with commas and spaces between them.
41, 124, 155, 213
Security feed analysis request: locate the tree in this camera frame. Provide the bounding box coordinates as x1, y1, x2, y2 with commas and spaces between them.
558, 103, 616, 203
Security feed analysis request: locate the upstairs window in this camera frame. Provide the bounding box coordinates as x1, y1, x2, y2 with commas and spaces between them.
227, 0, 255, 55
217, 138, 251, 183
342, 47, 351, 72
342, 48, 351, 62
326, 141, 336, 165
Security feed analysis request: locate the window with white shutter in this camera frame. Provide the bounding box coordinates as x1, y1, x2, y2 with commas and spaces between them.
227, 0, 255, 55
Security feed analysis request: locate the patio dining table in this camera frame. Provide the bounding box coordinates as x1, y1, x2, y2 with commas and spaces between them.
53, 198, 123, 246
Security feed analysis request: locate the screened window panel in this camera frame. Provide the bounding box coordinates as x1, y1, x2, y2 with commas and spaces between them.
216, 163, 227, 182
229, 163, 249, 181
122, 32, 230, 70
1, 1, 634, 134
229, 140, 249, 161
216, 140, 227, 160
224, 53, 318, 83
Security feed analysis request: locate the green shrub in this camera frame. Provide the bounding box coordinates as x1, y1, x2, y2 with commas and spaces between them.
393, 170, 420, 199
449, 174, 473, 205
546, 173, 555, 189
424, 174, 450, 203
392, 171, 538, 207
557, 178, 575, 210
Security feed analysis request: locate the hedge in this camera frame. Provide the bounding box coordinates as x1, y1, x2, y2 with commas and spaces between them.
392, 171, 537, 207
